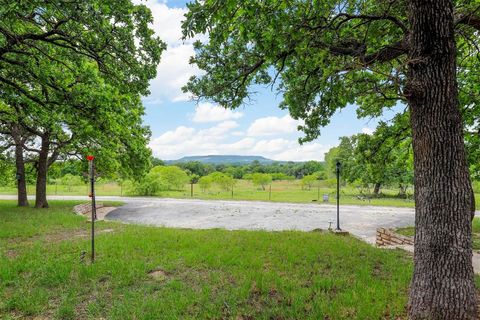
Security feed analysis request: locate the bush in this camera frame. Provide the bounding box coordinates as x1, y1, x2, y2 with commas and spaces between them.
132, 171, 167, 196
132, 166, 189, 196
301, 174, 318, 190
251, 173, 272, 190
324, 178, 337, 189
271, 173, 294, 181
198, 176, 213, 192
150, 166, 189, 190
60, 174, 83, 191
243, 173, 253, 180
207, 172, 235, 191
473, 180, 480, 194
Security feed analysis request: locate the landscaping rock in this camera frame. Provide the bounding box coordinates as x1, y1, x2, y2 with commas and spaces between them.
376, 228, 414, 247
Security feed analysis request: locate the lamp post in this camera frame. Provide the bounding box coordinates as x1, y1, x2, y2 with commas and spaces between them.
87, 155, 96, 262
336, 161, 341, 231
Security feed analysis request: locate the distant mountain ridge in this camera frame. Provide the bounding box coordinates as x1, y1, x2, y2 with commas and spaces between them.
167, 155, 280, 165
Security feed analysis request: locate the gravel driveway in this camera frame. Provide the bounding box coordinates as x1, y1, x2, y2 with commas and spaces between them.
0, 195, 417, 243
103, 197, 416, 243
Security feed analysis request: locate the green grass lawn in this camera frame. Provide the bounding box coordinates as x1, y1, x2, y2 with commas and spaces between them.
0, 200, 414, 319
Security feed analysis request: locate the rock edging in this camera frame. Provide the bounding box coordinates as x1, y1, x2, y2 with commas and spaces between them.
73, 203, 104, 215
376, 228, 414, 246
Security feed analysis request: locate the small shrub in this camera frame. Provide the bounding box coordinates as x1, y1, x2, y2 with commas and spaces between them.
251, 173, 272, 190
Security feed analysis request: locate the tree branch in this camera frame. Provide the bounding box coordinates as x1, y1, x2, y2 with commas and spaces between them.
329, 37, 409, 67
455, 10, 480, 31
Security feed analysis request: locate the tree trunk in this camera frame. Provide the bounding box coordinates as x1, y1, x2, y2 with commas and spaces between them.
407, 1, 477, 318
11, 124, 29, 207
373, 182, 381, 197
398, 184, 407, 199
35, 133, 50, 208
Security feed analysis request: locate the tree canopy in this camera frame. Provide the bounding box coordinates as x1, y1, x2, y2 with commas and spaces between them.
0, 0, 164, 107
0, 0, 164, 207
182, 1, 480, 142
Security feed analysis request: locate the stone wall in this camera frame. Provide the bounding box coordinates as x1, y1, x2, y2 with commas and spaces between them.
376, 228, 414, 247
73, 202, 104, 215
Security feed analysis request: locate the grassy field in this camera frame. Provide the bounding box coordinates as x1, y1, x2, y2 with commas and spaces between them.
0, 180, 420, 207
1, 180, 479, 209
0, 200, 416, 319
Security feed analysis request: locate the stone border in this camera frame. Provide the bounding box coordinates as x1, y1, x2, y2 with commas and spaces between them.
73, 202, 104, 215
376, 227, 414, 246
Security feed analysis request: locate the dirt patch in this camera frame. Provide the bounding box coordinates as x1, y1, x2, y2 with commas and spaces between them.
148, 268, 170, 281
4, 249, 19, 260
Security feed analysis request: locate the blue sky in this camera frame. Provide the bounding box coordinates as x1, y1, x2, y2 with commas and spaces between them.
136, 0, 399, 161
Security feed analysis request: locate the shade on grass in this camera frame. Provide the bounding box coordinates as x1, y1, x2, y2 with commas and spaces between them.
0, 201, 412, 319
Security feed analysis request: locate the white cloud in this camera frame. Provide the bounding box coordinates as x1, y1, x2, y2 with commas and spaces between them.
231, 131, 245, 136
272, 142, 331, 162
150, 122, 330, 161
192, 102, 243, 123
153, 126, 195, 145
247, 114, 300, 137
362, 127, 375, 135
133, 0, 202, 103
197, 120, 239, 138
149, 121, 239, 159
147, 42, 200, 103
142, 2, 188, 46
252, 138, 291, 154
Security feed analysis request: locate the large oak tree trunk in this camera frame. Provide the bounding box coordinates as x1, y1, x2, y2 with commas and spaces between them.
407, 0, 477, 318
35, 134, 50, 209
11, 124, 29, 207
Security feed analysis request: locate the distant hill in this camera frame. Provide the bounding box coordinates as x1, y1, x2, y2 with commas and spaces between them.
167, 155, 280, 165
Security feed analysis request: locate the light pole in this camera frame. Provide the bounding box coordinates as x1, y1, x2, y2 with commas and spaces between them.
87, 155, 96, 262
336, 161, 341, 231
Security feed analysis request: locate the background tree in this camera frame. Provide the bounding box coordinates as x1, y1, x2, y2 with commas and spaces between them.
182, 1, 480, 317
189, 173, 200, 196
1, 77, 152, 208
324, 114, 413, 197
60, 174, 82, 192
251, 173, 272, 191
301, 171, 326, 191
198, 175, 213, 193
150, 166, 190, 191
224, 166, 244, 179
300, 174, 317, 190
354, 114, 413, 197
131, 170, 167, 196
271, 173, 294, 181
0, 115, 32, 206
207, 172, 235, 192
